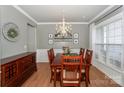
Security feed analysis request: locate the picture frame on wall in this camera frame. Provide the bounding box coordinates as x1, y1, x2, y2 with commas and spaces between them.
2, 22, 20, 42
74, 33, 79, 38
74, 39, 79, 44
48, 33, 53, 38
48, 39, 53, 44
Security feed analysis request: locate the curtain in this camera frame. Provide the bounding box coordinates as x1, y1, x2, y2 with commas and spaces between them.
122, 6, 124, 70
89, 23, 96, 49
89, 23, 96, 64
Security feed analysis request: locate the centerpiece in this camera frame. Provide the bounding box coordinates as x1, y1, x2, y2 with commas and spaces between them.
62, 46, 79, 56
62, 46, 70, 54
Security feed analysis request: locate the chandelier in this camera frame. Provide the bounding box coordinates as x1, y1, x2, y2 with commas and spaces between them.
55, 16, 72, 38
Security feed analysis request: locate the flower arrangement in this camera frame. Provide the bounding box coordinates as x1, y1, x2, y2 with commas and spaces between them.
2, 23, 20, 42
7, 28, 18, 38
63, 46, 71, 54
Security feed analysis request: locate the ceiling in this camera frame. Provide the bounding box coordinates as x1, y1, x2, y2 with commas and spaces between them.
19, 5, 109, 23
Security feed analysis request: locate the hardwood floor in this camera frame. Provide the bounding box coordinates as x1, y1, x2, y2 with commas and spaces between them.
21, 63, 120, 87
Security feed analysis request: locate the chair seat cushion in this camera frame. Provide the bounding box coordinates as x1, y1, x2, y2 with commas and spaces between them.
63, 80, 79, 83
63, 70, 79, 79
81, 69, 85, 73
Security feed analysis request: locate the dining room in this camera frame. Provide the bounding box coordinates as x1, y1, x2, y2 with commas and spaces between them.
0, 4, 124, 87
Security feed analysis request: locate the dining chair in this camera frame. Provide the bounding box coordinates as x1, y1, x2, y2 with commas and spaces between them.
81, 49, 93, 86
47, 49, 54, 82
79, 48, 86, 81
79, 48, 85, 55
50, 48, 55, 60
61, 55, 82, 87
47, 49, 61, 83
79, 48, 85, 59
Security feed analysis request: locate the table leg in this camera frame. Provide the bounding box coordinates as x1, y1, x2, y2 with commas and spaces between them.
54, 67, 56, 87
85, 67, 88, 87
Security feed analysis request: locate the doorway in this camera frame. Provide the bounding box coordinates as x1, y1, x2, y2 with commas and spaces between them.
27, 23, 36, 52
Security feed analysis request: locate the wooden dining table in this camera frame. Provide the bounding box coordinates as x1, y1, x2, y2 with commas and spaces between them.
51, 53, 79, 87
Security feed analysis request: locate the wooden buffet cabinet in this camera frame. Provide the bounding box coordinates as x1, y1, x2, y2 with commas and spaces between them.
0, 52, 37, 87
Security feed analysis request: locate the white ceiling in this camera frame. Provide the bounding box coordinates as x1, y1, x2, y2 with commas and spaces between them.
19, 5, 109, 23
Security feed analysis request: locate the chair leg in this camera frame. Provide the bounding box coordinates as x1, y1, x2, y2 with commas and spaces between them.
50, 77, 52, 83
50, 71, 53, 83
85, 69, 89, 87
81, 73, 85, 81
85, 74, 88, 87
78, 84, 80, 87
85, 76, 89, 87
50, 78, 52, 83
60, 79, 62, 87
88, 69, 90, 84
88, 77, 90, 84
85, 79, 88, 87
58, 70, 61, 87
88, 80, 90, 84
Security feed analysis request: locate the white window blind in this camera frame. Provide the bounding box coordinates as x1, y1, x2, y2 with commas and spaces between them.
95, 13, 123, 70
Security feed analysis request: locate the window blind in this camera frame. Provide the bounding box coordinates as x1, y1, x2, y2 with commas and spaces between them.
95, 14, 123, 70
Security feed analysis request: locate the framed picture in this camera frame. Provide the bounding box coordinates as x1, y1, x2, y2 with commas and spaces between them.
74, 39, 79, 44
48, 34, 53, 38
74, 33, 79, 38
48, 39, 53, 44
2, 22, 20, 42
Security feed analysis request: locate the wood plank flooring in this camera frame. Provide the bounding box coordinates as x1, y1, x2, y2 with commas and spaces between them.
21, 63, 120, 87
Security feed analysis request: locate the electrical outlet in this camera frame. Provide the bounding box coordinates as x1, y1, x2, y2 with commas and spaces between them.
24, 45, 27, 50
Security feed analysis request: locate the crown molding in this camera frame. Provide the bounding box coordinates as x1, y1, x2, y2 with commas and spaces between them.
12, 5, 115, 25
89, 5, 116, 24
37, 22, 89, 25
12, 5, 38, 24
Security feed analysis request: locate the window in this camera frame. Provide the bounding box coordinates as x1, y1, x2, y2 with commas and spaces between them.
95, 13, 123, 70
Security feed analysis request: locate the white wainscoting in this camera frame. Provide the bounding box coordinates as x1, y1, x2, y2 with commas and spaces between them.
36, 49, 80, 62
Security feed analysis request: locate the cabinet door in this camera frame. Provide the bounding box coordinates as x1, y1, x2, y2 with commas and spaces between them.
23, 56, 32, 71
1, 61, 18, 86
0, 65, 1, 87
31, 53, 37, 71
32, 53, 36, 63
